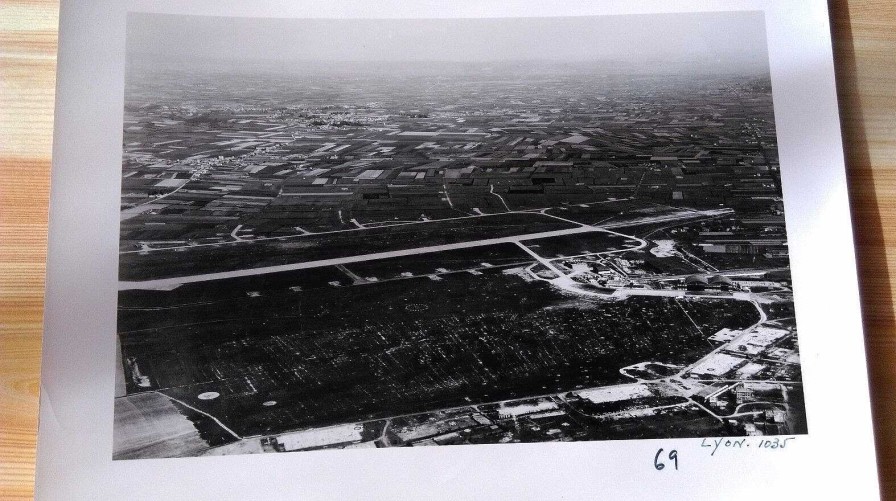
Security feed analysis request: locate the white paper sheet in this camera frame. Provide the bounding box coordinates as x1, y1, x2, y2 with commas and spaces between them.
36, 1, 880, 499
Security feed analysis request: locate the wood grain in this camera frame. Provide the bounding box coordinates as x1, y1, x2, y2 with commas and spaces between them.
831, 1, 896, 499
0, 1, 57, 500
0, 1, 894, 499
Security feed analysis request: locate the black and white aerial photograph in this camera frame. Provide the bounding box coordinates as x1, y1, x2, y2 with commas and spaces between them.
113, 10, 807, 460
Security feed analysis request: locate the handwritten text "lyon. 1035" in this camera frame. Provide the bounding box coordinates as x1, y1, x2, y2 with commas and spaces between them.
701, 436, 795, 456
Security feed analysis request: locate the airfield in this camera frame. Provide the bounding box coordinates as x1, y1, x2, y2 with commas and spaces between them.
114, 65, 803, 458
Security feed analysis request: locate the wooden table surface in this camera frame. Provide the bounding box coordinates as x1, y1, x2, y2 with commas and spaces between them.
1, 1, 894, 499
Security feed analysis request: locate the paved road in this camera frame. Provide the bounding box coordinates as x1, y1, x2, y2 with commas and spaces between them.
120, 225, 604, 290
599, 208, 733, 229
120, 198, 658, 255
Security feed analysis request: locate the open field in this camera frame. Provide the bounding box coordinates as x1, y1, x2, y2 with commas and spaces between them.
118, 266, 349, 310
113, 393, 211, 459
343, 243, 532, 280
119, 212, 578, 281
544, 201, 664, 226
523, 231, 640, 258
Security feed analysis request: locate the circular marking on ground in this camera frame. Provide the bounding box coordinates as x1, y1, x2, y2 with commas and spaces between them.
197, 392, 220, 400
262, 400, 277, 406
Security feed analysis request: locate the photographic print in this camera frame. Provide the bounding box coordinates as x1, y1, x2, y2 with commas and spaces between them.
113, 11, 807, 459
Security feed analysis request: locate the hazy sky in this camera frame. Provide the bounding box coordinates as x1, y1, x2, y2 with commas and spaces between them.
127, 11, 769, 72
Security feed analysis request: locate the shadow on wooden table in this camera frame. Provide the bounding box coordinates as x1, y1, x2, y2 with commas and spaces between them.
831, 2, 896, 499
